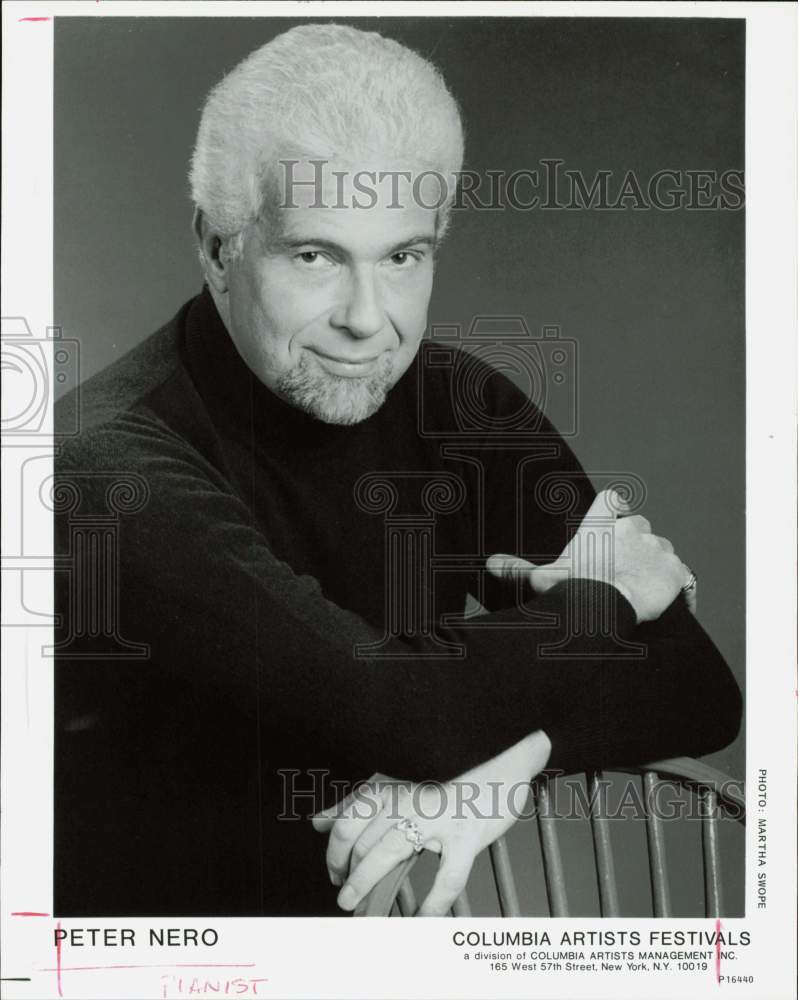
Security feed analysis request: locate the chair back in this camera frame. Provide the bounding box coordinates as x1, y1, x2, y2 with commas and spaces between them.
355, 757, 745, 918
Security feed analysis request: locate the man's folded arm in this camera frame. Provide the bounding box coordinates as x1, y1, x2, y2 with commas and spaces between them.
540, 597, 742, 774
56, 419, 741, 784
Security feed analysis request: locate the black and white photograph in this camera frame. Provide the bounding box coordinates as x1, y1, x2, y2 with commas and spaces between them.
1, 3, 795, 999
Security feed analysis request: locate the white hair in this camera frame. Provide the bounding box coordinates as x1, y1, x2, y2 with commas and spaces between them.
189, 23, 465, 259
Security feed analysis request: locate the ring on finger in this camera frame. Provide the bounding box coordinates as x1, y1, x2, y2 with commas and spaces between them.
682, 569, 698, 594
395, 817, 425, 854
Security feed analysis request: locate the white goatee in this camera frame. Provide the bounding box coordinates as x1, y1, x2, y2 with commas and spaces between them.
276, 352, 395, 425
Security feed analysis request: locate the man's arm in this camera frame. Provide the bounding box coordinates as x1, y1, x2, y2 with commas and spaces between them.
56, 415, 741, 785
471, 361, 741, 772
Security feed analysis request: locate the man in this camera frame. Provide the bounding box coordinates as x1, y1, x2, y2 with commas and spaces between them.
54, 23, 740, 917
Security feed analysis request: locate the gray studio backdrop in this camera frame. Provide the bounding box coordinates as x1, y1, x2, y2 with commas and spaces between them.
54, 16, 745, 915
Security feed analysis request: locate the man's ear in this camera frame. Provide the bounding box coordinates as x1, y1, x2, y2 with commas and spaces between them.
193, 207, 229, 295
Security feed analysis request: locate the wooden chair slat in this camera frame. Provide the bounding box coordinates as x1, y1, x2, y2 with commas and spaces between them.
702, 789, 724, 917
536, 779, 570, 917
354, 760, 744, 917
589, 771, 621, 917
643, 771, 672, 917
489, 836, 522, 917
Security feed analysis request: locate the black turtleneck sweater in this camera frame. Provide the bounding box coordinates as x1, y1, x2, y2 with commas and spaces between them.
53, 289, 741, 916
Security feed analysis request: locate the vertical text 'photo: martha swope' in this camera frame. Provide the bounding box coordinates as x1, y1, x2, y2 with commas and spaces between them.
52, 16, 745, 918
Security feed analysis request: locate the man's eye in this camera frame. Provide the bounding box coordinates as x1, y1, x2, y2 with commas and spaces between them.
295, 251, 333, 268
389, 251, 419, 267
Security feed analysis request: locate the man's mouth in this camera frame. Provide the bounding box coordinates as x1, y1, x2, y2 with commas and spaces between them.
306, 348, 385, 378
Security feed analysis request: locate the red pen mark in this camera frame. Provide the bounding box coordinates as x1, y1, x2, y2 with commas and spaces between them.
19, 16, 50, 20
55, 919, 64, 998
715, 917, 722, 984
12, 911, 50, 916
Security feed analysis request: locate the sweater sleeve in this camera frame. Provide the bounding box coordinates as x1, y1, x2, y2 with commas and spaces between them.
543, 595, 742, 773
467, 364, 741, 773
55, 414, 741, 784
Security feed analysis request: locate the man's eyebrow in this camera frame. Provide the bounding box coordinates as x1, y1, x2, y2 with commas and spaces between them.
270, 234, 438, 255
390, 235, 438, 252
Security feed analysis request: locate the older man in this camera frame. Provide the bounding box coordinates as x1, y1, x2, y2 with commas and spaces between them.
54, 24, 740, 917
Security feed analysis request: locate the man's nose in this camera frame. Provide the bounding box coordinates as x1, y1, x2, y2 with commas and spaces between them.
331, 269, 385, 339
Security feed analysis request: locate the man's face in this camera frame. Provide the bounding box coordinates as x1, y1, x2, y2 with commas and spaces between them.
223, 167, 438, 424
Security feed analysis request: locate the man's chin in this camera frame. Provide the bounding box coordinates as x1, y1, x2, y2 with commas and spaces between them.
311, 396, 386, 425
276, 358, 394, 426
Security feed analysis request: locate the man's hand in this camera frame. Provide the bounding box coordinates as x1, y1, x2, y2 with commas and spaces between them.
311, 731, 552, 916
487, 489, 693, 623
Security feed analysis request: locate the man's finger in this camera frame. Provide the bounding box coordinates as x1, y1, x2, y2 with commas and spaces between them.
336, 824, 417, 912
485, 553, 538, 581
584, 488, 628, 520
310, 814, 335, 833
311, 779, 385, 831
325, 793, 387, 885
349, 808, 401, 871
619, 514, 651, 534
311, 789, 360, 832
417, 850, 472, 917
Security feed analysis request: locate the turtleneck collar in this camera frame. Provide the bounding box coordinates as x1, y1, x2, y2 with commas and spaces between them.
181, 285, 413, 454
